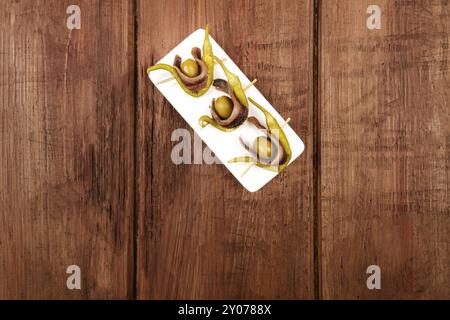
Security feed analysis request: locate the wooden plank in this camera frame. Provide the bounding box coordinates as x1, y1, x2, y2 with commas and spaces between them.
136, 0, 314, 299
0, 1, 135, 298
320, 0, 449, 298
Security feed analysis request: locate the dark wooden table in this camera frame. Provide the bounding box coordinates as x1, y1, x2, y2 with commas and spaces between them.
0, 0, 448, 299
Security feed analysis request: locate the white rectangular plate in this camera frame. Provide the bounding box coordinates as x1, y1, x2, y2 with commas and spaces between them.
148, 29, 304, 192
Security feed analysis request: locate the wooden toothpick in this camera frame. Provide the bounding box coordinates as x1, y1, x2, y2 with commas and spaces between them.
241, 163, 254, 177
156, 77, 177, 85
243, 78, 258, 91
281, 118, 291, 129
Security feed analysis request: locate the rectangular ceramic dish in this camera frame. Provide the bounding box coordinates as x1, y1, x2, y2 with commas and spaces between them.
148, 28, 304, 192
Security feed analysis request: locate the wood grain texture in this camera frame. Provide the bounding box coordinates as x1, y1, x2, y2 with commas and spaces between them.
0, 1, 135, 299
320, 0, 449, 299
1, 0, 448, 300
136, 0, 314, 299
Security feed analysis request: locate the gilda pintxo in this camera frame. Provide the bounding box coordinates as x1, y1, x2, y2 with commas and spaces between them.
147, 25, 214, 97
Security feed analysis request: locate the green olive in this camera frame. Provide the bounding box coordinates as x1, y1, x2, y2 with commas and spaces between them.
254, 137, 272, 159
214, 96, 233, 119
181, 59, 199, 77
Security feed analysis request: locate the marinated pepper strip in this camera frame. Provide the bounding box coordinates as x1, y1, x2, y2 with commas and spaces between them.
198, 116, 239, 132
147, 25, 214, 97
213, 56, 249, 107
228, 97, 292, 173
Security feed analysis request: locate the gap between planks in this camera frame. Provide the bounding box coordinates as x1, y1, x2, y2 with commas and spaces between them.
313, 0, 322, 300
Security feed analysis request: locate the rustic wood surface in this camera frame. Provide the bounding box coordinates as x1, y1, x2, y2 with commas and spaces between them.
320, 0, 449, 299
0, 1, 135, 299
0, 0, 448, 299
136, 0, 314, 299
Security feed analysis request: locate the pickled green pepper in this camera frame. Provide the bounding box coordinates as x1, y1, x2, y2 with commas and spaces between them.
214, 56, 248, 107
